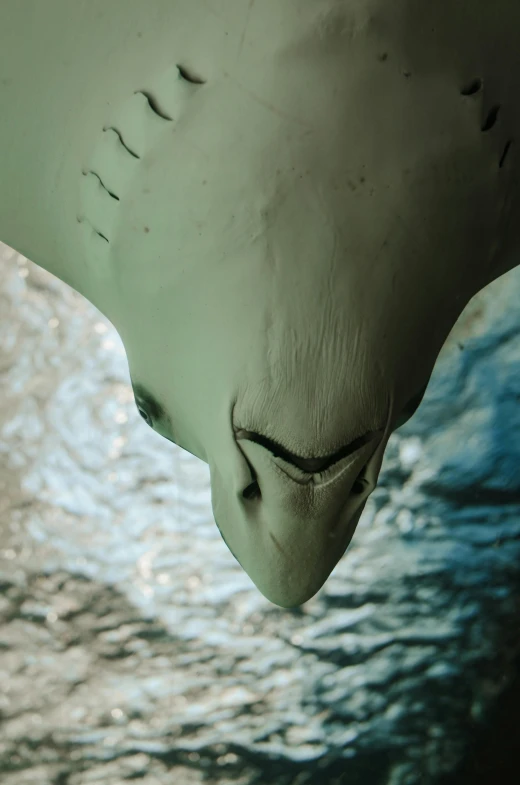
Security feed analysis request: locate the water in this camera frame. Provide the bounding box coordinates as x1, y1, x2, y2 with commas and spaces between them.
1, 243, 519, 784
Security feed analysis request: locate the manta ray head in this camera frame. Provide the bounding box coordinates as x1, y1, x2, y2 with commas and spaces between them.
117, 245, 440, 609
106, 141, 462, 609
91, 32, 510, 607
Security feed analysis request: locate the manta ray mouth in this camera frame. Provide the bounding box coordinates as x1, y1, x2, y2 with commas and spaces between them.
234, 427, 384, 474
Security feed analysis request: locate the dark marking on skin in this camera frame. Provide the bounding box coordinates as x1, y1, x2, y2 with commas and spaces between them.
133, 90, 174, 122
102, 126, 141, 159
481, 104, 501, 132
499, 139, 513, 169
177, 64, 206, 85
460, 77, 483, 96
81, 169, 120, 201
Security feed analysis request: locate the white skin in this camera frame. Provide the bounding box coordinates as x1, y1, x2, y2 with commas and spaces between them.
1, 0, 519, 606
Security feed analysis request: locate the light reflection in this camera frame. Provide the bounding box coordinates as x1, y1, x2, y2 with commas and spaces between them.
186, 575, 201, 590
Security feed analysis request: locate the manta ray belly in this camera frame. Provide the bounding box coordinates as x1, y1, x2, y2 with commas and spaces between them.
1, 1, 519, 608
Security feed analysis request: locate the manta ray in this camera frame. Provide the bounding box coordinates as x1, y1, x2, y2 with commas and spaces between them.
1, 1, 519, 607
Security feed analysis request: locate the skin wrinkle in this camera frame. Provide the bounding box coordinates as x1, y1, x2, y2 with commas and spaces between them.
236, 0, 256, 65
222, 71, 314, 130
269, 529, 285, 557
